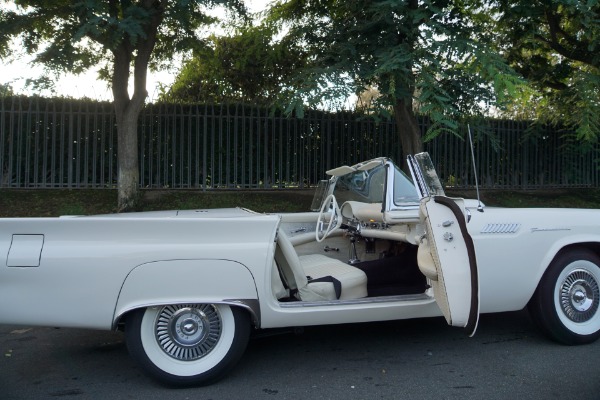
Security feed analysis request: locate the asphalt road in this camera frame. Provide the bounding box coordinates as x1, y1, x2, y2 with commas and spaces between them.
2, 310, 600, 400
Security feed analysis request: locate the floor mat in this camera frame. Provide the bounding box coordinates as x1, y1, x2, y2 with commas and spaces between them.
354, 248, 427, 297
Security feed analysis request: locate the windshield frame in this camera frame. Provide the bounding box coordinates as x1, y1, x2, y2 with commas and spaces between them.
382, 160, 421, 212
322, 158, 421, 213
316, 153, 443, 219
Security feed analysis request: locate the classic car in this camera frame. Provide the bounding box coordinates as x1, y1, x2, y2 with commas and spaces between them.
0, 153, 599, 387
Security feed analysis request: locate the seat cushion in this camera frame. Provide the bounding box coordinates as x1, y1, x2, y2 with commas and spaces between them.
299, 254, 368, 300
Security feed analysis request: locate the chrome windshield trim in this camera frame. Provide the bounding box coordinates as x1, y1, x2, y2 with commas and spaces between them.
407, 154, 429, 198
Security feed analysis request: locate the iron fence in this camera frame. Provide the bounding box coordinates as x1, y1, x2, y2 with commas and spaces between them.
1, 96, 599, 190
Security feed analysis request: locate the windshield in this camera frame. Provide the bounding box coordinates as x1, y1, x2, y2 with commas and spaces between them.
333, 164, 386, 204
331, 162, 419, 206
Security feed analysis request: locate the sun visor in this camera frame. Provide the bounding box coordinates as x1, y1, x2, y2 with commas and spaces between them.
357, 159, 385, 171
326, 166, 356, 176
326, 158, 387, 176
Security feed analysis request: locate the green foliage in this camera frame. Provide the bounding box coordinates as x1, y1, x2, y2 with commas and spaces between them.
268, 0, 522, 141
0, 0, 245, 80
24, 76, 56, 94
0, 82, 14, 96
163, 24, 308, 105
496, 0, 600, 142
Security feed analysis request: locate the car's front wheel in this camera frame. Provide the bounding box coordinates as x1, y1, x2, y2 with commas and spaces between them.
529, 249, 600, 345
125, 303, 250, 386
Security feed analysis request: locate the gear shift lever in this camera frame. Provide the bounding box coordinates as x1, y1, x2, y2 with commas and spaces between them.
348, 235, 360, 265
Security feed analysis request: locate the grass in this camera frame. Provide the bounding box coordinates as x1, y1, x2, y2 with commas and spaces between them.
448, 188, 600, 209
0, 189, 316, 217
1, 187, 600, 218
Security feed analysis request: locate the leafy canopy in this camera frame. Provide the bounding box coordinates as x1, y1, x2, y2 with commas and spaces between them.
163, 23, 309, 105
495, 0, 600, 141
268, 0, 523, 137
0, 0, 244, 86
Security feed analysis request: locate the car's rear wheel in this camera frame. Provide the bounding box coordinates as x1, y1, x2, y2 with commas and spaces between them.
528, 249, 600, 345
125, 303, 250, 386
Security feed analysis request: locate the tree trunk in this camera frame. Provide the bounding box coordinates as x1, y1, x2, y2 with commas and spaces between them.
112, 47, 146, 212
112, 43, 141, 213
109, 1, 165, 212
116, 111, 140, 212
393, 98, 423, 169
393, 0, 422, 169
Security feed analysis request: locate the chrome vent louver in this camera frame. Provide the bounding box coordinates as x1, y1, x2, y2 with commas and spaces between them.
481, 223, 521, 234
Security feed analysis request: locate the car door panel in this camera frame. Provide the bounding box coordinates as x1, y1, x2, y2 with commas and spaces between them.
418, 196, 480, 336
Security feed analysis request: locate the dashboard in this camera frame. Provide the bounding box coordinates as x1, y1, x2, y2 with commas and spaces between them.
340, 201, 423, 244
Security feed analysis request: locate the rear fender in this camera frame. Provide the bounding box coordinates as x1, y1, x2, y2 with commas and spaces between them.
113, 259, 259, 328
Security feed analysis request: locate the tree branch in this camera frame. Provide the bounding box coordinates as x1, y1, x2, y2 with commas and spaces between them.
541, 10, 597, 68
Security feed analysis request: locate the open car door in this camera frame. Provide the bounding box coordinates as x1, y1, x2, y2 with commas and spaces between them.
418, 196, 480, 336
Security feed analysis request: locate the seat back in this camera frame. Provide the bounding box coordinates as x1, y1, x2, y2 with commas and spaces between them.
274, 231, 308, 292
275, 230, 343, 301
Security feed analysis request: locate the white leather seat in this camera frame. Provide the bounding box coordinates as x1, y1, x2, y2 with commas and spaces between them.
274, 231, 368, 301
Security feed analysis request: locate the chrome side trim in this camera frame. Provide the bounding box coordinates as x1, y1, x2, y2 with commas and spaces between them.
223, 299, 261, 327
279, 293, 432, 308
530, 227, 572, 233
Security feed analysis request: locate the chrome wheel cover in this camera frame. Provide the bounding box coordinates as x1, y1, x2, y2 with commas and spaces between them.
559, 269, 600, 323
154, 304, 222, 361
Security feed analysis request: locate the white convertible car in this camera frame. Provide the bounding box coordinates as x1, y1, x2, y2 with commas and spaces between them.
1, 153, 599, 386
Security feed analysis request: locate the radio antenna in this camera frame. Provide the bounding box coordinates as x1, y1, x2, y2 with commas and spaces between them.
468, 125, 484, 212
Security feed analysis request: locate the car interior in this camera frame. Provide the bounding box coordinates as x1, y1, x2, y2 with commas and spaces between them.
271, 160, 428, 303
272, 225, 428, 302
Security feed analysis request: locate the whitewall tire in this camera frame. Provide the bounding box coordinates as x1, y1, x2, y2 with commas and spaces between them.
529, 249, 600, 345
126, 303, 250, 386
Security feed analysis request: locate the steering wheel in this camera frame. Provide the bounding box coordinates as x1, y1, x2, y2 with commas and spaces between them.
316, 194, 342, 242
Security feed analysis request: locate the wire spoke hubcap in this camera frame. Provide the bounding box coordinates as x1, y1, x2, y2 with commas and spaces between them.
154, 304, 222, 361
560, 269, 600, 323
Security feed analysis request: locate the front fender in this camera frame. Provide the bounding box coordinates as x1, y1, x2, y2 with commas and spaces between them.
113, 259, 259, 327
534, 234, 600, 287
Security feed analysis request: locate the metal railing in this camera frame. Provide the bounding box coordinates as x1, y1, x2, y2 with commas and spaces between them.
1, 96, 598, 190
